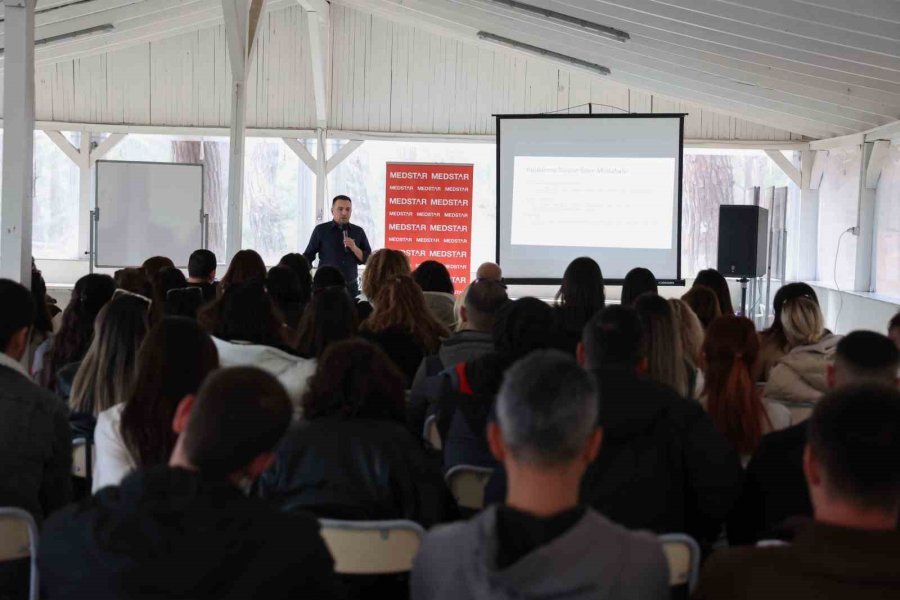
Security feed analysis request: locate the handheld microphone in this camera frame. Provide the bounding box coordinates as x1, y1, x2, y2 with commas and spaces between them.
342, 225, 349, 252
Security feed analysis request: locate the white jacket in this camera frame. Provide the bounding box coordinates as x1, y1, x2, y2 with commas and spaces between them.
93, 404, 134, 493
212, 338, 316, 416
764, 333, 841, 405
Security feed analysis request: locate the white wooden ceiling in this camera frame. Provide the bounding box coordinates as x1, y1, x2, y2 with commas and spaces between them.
2, 0, 898, 140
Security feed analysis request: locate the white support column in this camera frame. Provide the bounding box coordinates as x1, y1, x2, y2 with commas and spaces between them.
797, 149, 820, 282
315, 128, 327, 222
298, 0, 329, 129
1, 0, 36, 285
78, 129, 92, 258
853, 142, 878, 292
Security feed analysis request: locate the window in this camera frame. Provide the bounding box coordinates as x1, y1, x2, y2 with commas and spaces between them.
681, 149, 798, 280
242, 137, 316, 266
816, 146, 861, 290
327, 140, 496, 274
32, 131, 81, 259
104, 135, 230, 261
875, 144, 900, 297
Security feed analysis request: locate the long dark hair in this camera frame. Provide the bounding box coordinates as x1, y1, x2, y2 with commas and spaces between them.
219, 249, 266, 295
412, 260, 455, 295
278, 253, 312, 305
199, 281, 287, 349
295, 286, 358, 358
302, 339, 405, 422
39, 274, 116, 389
30, 269, 53, 335
621, 268, 657, 306
360, 275, 449, 353
555, 257, 605, 331
693, 269, 734, 316
120, 317, 219, 467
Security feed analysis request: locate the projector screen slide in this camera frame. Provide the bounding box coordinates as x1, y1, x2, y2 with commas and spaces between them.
497, 115, 684, 283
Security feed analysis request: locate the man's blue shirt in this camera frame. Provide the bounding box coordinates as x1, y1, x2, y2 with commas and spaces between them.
303, 220, 371, 284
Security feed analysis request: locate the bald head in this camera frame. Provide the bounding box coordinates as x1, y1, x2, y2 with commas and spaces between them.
476, 262, 502, 282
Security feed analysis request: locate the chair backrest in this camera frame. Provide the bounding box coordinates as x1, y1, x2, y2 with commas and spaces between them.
318, 519, 425, 575
423, 414, 442, 451
768, 398, 815, 426
72, 437, 94, 480
0, 507, 40, 600
659, 533, 700, 592
445, 465, 494, 511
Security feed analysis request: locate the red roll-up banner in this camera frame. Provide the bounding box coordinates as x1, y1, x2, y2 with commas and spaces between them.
384, 162, 474, 293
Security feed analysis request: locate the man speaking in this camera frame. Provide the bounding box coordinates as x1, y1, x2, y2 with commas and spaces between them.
303, 195, 372, 298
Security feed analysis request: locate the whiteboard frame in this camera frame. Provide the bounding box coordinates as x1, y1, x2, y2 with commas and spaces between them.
92, 160, 207, 269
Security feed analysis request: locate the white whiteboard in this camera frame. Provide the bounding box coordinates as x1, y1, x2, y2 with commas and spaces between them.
95, 161, 204, 268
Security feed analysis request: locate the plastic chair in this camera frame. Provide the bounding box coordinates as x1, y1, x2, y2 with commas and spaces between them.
659, 533, 700, 593
423, 414, 442, 451
0, 507, 40, 600
444, 465, 494, 511
318, 519, 425, 575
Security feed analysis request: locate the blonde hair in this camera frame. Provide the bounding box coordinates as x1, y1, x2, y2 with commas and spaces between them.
635, 294, 689, 397
669, 298, 704, 367
781, 297, 825, 347
362, 249, 410, 303
361, 275, 450, 353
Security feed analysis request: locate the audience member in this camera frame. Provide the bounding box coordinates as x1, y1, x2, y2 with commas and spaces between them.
488, 305, 743, 548
554, 256, 605, 354
277, 253, 313, 307
408, 279, 509, 435
696, 385, 900, 600
21, 267, 55, 373
620, 267, 657, 305
475, 261, 502, 282
36, 273, 116, 390
757, 282, 820, 380
187, 249, 218, 302
219, 249, 267, 294
358, 248, 411, 320
267, 265, 305, 330
681, 284, 721, 329
634, 293, 690, 397
693, 268, 735, 316
413, 260, 457, 329
888, 311, 900, 350
670, 297, 705, 398
436, 298, 555, 471
200, 282, 314, 409
765, 296, 841, 405
0, 280, 71, 599
294, 285, 358, 359
42, 367, 343, 600
141, 256, 175, 280
0, 279, 72, 522
164, 286, 204, 320
257, 340, 457, 527
150, 266, 188, 323
360, 275, 450, 386
702, 316, 790, 463
412, 350, 669, 600
114, 267, 148, 296
311, 264, 346, 292
729, 331, 900, 545
93, 317, 219, 492
69, 294, 151, 438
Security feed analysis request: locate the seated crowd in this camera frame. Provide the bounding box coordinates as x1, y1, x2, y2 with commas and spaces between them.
0, 249, 898, 600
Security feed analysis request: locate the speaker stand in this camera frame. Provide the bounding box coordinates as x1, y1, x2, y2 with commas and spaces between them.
739, 277, 749, 317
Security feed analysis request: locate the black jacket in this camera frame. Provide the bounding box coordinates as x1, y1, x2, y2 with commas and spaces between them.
257, 417, 458, 527
360, 327, 427, 388
40, 466, 342, 600
0, 363, 71, 523
728, 422, 811, 545
486, 367, 743, 546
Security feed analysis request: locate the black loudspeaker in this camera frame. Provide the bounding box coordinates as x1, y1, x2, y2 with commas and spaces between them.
717, 205, 769, 278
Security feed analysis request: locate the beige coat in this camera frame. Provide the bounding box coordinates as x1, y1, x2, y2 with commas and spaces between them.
764, 333, 841, 404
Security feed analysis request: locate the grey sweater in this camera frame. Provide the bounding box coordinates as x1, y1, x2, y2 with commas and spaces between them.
412, 506, 670, 600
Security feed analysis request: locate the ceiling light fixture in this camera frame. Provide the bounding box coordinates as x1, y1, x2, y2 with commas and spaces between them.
477, 31, 611, 76
485, 0, 629, 42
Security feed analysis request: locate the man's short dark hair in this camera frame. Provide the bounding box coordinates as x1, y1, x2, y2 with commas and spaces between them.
0, 279, 36, 351
332, 195, 352, 206
465, 280, 509, 332
835, 331, 900, 385
181, 367, 292, 477
497, 350, 598, 465
188, 250, 217, 279
808, 385, 900, 511
582, 305, 644, 370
